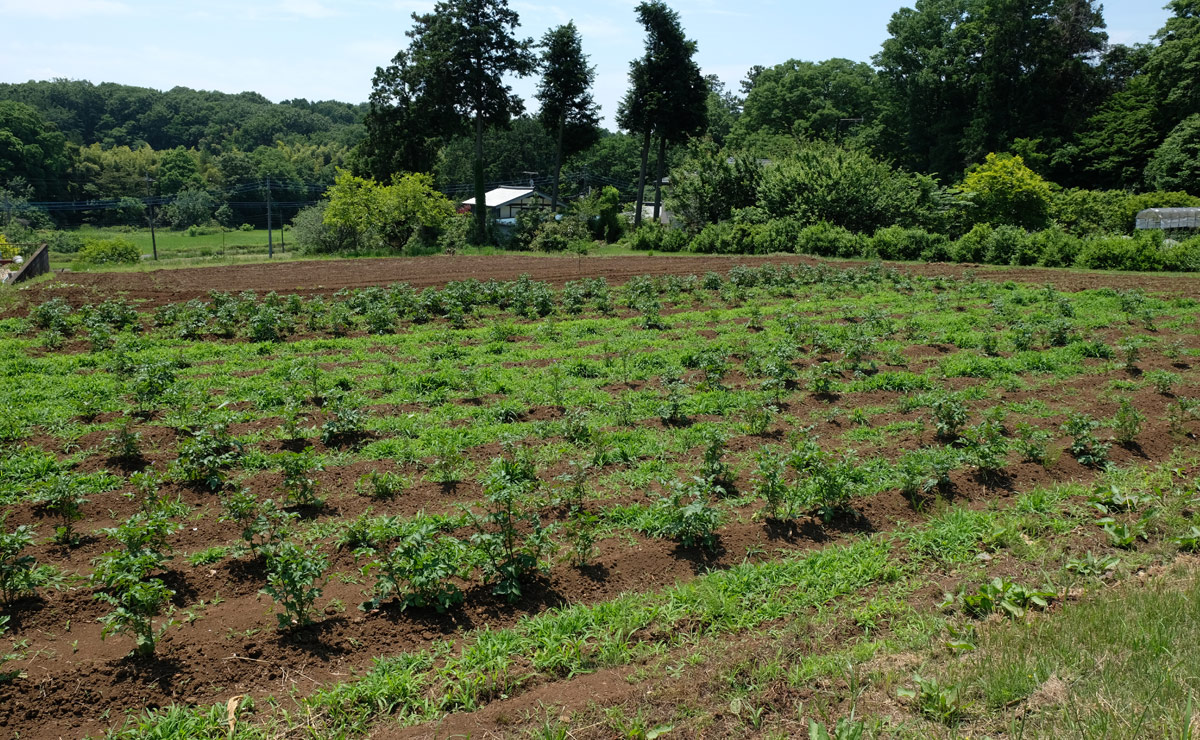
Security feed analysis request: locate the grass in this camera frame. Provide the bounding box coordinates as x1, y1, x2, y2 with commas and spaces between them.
3, 262, 1199, 738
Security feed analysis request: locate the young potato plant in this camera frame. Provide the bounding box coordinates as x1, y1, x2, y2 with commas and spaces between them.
654, 477, 723, 551
0, 519, 60, 604
361, 521, 467, 613
220, 490, 294, 557
38, 474, 88, 546
91, 543, 177, 656
1062, 413, 1110, 468
469, 450, 552, 603
275, 447, 324, 508
172, 422, 243, 490
752, 447, 791, 519
261, 541, 328, 629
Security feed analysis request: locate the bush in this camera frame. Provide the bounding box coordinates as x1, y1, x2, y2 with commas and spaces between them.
752, 216, 804, 254
689, 220, 761, 254
290, 202, 357, 255
758, 141, 941, 232
628, 223, 666, 251
78, 238, 140, 265
529, 217, 590, 253
962, 152, 1052, 231
870, 225, 948, 261
44, 231, 84, 254
794, 221, 866, 257
1075, 231, 1167, 272
1034, 226, 1083, 267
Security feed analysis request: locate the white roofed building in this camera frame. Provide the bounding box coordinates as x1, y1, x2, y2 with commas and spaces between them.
461, 187, 551, 221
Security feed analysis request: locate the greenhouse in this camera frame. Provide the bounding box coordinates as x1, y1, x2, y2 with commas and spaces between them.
1135, 208, 1200, 230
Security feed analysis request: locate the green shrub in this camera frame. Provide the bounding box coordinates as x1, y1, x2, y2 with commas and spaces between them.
794, 221, 866, 257
78, 238, 140, 265
1033, 226, 1083, 267
690, 220, 760, 254
1075, 231, 1166, 271
870, 225, 948, 261
529, 217, 590, 253
44, 231, 84, 254
962, 152, 1052, 231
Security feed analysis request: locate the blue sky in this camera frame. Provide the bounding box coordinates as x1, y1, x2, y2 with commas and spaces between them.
0, 0, 1174, 127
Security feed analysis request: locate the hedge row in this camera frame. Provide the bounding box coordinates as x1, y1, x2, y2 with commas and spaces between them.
631, 220, 1200, 273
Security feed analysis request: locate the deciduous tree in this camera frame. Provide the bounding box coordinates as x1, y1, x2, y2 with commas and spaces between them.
536, 22, 599, 213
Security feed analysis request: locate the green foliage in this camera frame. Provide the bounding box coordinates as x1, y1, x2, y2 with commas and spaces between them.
323, 171, 455, 251
77, 238, 141, 265
930, 393, 969, 441
275, 447, 324, 507
898, 674, 965, 725
961, 577, 1054, 619
654, 478, 723, 550
37, 474, 88, 545
758, 141, 941, 233
1112, 398, 1145, 445
470, 449, 551, 602
261, 541, 328, 629
0, 518, 57, 604
172, 422, 242, 490
962, 153, 1052, 230
1062, 413, 1110, 467
362, 521, 466, 612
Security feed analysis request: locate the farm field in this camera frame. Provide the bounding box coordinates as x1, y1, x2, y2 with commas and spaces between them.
0, 255, 1199, 739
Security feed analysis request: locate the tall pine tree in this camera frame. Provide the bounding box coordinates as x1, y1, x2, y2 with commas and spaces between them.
536, 23, 599, 213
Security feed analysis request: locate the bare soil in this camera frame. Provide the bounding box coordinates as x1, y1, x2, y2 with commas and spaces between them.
1, 254, 1197, 739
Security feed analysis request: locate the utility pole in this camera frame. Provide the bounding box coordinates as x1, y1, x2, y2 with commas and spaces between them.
266, 177, 273, 259
144, 174, 158, 261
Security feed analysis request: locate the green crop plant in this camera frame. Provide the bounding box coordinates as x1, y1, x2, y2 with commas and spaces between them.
752, 447, 790, 519
469, 451, 552, 602
275, 447, 324, 508
654, 477, 723, 550
320, 393, 368, 445
1066, 551, 1119, 579
220, 490, 293, 557
261, 541, 328, 629
564, 508, 599, 567
699, 429, 733, 494
804, 455, 862, 524
38, 474, 88, 546
930, 392, 969, 441
962, 415, 1009, 479
1097, 517, 1148, 549
1063, 413, 1110, 468
426, 431, 467, 485
173, 422, 242, 490
105, 418, 142, 462
553, 459, 591, 513
102, 510, 181, 562
808, 362, 839, 394
356, 470, 409, 500
0, 615, 26, 683
1014, 422, 1053, 464
657, 375, 690, 426
743, 400, 778, 436
1088, 484, 1154, 514
1172, 526, 1200, 552
131, 360, 177, 410
1145, 370, 1181, 396
361, 522, 466, 613
1113, 398, 1146, 447
91, 544, 176, 656
961, 577, 1054, 619
0, 518, 59, 604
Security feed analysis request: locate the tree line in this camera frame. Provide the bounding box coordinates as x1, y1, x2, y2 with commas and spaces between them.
1, 0, 1198, 248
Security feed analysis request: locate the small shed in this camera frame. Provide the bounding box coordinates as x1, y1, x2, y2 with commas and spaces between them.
1136, 208, 1200, 231
461, 187, 551, 220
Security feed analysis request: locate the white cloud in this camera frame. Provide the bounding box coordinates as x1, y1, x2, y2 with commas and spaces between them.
0, 0, 130, 18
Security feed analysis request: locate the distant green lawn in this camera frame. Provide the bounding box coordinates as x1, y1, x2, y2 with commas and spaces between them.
60, 226, 296, 267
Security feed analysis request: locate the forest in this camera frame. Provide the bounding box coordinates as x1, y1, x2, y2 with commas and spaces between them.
0, 0, 1197, 265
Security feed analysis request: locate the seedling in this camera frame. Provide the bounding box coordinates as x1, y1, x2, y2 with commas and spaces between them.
898, 674, 965, 725
1, 518, 59, 604
1062, 412, 1109, 468
1112, 398, 1144, 445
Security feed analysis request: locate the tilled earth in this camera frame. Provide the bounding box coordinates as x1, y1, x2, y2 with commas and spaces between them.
1, 253, 1198, 739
